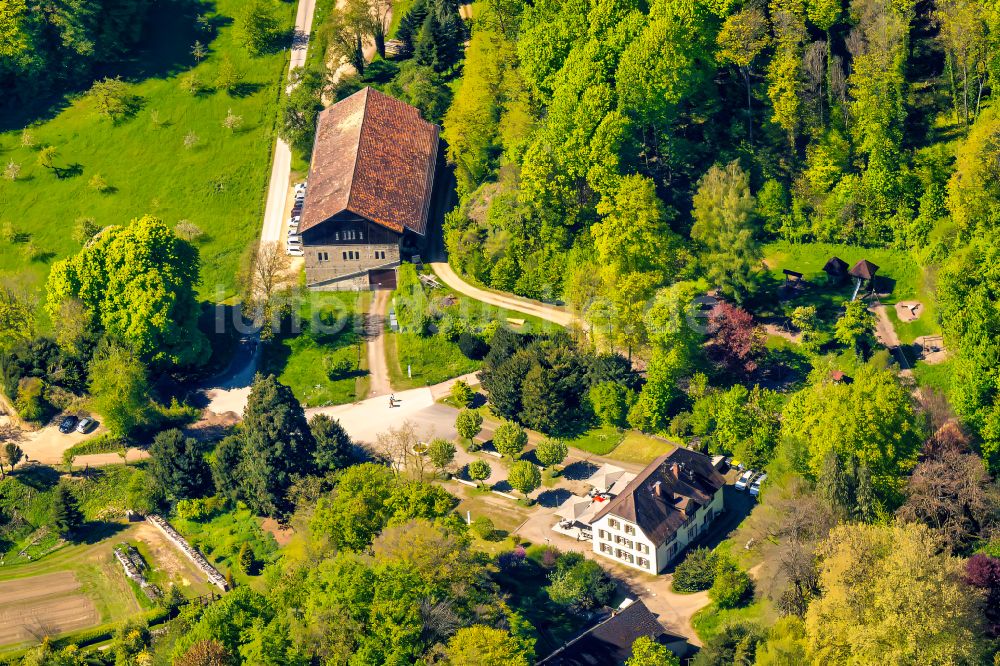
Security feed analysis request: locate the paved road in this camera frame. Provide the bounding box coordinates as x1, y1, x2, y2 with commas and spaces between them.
430, 262, 579, 329
260, 0, 318, 246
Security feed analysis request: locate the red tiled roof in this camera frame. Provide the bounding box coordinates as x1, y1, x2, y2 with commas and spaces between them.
299, 87, 439, 236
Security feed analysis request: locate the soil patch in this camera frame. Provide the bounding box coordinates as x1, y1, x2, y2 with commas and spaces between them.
260, 518, 295, 547
0, 571, 99, 646
895, 300, 923, 322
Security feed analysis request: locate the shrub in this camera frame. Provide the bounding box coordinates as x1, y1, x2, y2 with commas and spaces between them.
458, 332, 487, 359
72, 217, 101, 244
470, 516, 495, 540
450, 379, 474, 407
175, 496, 225, 521
709, 559, 753, 609
493, 420, 527, 459
590, 381, 634, 428
672, 547, 718, 592
326, 356, 355, 380
438, 313, 468, 342
14, 376, 46, 422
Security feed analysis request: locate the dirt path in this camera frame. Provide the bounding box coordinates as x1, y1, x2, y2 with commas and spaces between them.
365, 289, 392, 397
430, 262, 579, 329
871, 302, 912, 374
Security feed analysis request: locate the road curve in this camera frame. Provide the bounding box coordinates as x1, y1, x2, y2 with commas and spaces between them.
429, 262, 579, 329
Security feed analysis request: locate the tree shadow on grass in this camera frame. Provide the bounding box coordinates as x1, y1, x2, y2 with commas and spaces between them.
0, 0, 217, 131
76, 521, 128, 545
12, 464, 60, 491
226, 82, 266, 99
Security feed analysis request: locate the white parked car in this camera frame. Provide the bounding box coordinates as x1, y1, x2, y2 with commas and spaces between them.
287, 247, 304, 257
294, 182, 307, 194
749, 473, 767, 497
735, 469, 755, 491
287, 228, 300, 237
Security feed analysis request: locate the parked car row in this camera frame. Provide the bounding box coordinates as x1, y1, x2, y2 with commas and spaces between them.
58, 415, 98, 434
287, 182, 306, 256
734, 469, 768, 498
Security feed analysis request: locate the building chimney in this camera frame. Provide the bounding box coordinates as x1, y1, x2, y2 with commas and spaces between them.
670, 463, 680, 478
652, 481, 663, 497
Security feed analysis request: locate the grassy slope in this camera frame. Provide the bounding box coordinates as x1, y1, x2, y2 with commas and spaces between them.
0, 0, 295, 308
567, 425, 625, 456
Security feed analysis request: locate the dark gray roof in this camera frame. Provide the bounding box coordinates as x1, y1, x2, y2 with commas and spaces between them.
592, 448, 726, 544
539, 600, 684, 666
823, 256, 849, 275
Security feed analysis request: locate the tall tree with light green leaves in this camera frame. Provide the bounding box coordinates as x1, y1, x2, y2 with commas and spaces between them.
691, 161, 761, 303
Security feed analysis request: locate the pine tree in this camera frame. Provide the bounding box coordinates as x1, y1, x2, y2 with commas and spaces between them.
819, 449, 853, 517
51, 483, 83, 536
237, 542, 255, 575
853, 464, 879, 523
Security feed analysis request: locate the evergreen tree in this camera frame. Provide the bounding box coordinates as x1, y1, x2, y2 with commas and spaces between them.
236, 374, 317, 517
149, 429, 212, 501
51, 483, 83, 536
310, 414, 353, 472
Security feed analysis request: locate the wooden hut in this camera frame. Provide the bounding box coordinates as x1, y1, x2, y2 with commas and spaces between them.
823, 256, 849, 283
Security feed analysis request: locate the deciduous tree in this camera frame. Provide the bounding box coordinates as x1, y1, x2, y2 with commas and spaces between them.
805, 522, 987, 664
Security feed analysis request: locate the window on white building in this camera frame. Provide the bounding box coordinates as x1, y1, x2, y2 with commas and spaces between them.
608, 518, 620, 529
637, 557, 650, 568
624, 525, 635, 536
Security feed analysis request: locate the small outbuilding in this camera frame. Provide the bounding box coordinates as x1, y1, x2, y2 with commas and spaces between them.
849, 259, 880, 283
823, 256, 850, 282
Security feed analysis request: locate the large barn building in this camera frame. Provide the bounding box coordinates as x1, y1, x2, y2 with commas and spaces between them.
299, 87, 439, 290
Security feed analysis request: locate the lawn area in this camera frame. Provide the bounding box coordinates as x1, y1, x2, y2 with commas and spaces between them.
761, 241, 940, 345
605, 432, 676, 465
912, 357, 954, 397
568, 425, 625, 456
691, 599, 774, 643
386, 331, 480, 390
0, 0, 297, 312
259, 292, 369, 407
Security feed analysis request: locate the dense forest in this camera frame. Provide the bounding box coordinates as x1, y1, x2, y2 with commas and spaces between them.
440, 0, 1000, 466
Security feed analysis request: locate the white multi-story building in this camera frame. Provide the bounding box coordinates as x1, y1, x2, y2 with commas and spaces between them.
590, 449, 726, 574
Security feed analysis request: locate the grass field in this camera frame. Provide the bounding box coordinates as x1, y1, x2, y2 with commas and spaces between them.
691, 599, 773, 643
260, 292, 369, 406
386, 331, 481, 390
567, 425, 625, 456
606, 432, 676, 465
0, 0, 296, 312
913, 357, 954, 397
